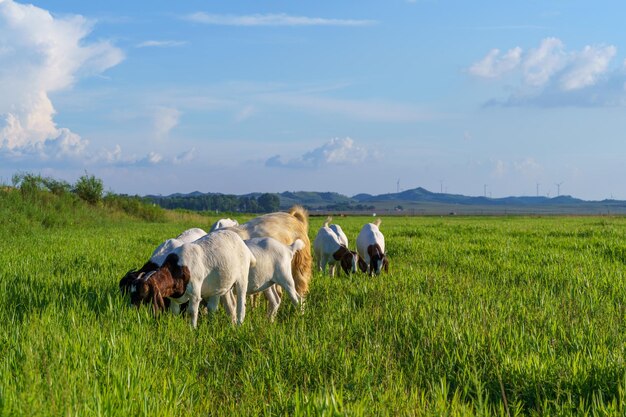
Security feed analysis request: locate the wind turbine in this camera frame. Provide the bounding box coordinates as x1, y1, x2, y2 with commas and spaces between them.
397, 179, 400, 194
555, 182, 563, 197
536, 183, 540, 197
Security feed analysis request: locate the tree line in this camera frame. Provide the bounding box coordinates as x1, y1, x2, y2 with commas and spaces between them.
145, 193, 281, 213
8, 172, 283, 214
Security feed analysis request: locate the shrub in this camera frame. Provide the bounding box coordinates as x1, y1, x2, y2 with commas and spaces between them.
73, 173, 103, 204
12, 172, 45, 195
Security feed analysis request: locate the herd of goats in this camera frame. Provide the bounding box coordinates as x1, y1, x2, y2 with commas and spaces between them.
119, 205, 388, 327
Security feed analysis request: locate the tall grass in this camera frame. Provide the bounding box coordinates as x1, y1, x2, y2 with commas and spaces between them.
1, 198, 626, 415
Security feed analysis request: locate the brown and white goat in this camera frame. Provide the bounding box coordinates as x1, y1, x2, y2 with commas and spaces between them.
356, 218, 389, 276
120, 227, 206, 294
313, 218, 365, 277
130, 229, 255, 327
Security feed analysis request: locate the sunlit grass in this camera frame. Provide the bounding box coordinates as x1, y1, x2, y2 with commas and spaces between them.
2, 214, 626, 415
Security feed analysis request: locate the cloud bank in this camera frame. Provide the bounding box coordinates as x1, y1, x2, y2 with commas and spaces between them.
266, 137, 378, 169
92, 145, 195, 168
468, 37, 625, 106
0, 0, 124, 159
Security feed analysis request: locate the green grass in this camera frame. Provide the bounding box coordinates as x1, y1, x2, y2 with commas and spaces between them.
2, 198, 626, 415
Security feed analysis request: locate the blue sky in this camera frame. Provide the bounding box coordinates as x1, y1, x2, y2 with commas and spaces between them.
1, 0, 625, 200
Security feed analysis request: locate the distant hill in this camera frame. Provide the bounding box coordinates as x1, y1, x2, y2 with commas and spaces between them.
353, 187, 586, 206
145, 187, 626, 215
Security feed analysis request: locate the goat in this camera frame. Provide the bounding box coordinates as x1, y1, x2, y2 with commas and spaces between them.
356, 218, 388, 276
119, 227, 207, 294
208, 218, 239, 233
329, 222, 349, 247
130, 229, 255, 327
243, 237, 305, 320
209, 216, 263, 309
229, 206, 312, 296
313, 218, 364, 277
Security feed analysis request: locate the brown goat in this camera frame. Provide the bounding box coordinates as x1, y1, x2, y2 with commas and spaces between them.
119, 260, 159, 295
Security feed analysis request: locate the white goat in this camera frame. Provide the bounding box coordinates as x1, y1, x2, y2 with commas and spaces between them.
329, 222, 349, 247
209, 218, 239, 233
134, 229, 255, 327
242, 237, 304, 320
149, 227, 207, 265
356, 218, 388, 276
313, 218, 362, 277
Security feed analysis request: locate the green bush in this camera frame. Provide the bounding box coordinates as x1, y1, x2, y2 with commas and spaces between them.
73, 172, 103, 204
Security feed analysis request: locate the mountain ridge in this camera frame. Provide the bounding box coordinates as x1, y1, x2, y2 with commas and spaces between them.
146, 187, 621, 208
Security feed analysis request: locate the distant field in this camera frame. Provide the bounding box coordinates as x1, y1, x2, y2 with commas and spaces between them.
309, 201, 626, 216
2, 214, 626, 415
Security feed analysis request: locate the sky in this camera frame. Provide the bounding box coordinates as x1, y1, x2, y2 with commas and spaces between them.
1, 0, 626, 200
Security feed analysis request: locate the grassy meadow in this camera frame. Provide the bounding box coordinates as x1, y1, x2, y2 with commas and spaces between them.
1, 190, 626, 415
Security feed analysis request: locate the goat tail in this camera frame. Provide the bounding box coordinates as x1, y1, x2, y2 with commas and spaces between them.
288, 206, 312, 296
290, 238, 305, 254
374, 218, 382, 227
288, 205, 309, 228
291, 246, 312, 296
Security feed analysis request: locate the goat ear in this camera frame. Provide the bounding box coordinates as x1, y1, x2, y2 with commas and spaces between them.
383, 256, 389, 273
161, 253, 176, 267
163, 253, 184, 278
358, 258, 368, 273
151, 286, 165, 315
339, 255, 350, 275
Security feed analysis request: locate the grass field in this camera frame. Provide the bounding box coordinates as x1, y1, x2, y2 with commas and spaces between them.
2, 206, 626, 415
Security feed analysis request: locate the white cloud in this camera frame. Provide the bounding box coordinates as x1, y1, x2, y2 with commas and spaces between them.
136, 40, 187, 48
0, 0, 123, 159
266, 137, 377, 169
45, 128, 88, 158
559, 44, 616, 91
91, 144, 193, 167
144, 152, 163, 165
522, 37, 567, 87
468, 47, 522, 78
184, 12, 375, 27
469, 37, 623, 106
173, 148, 196, 165
97, 144, 123, 164
154, 107, 181, 139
